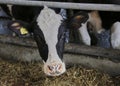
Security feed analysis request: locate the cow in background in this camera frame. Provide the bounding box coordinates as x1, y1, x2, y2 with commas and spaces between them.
67, 0, 120, 48
65, 0, 104, 46
68, 10, 103, 45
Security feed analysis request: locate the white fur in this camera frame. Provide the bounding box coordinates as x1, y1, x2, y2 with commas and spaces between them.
7, 5, 13, 16
37, 6, 66, 76
78, 23, 91, 46
111, 21, 120, 49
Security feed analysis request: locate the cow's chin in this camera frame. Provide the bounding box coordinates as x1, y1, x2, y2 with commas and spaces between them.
43, 60, 66, 76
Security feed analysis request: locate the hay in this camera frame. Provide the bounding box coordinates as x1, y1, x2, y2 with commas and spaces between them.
0, 58, 119, 86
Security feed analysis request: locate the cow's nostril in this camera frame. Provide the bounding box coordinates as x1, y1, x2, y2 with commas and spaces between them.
44, 62, 66, 76
56, 64, 62, 70
47, 64, 62, 73
48, 65, 54, 71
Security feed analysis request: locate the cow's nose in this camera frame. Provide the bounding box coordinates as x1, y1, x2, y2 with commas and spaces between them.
44, 63, 66, 76
48, 64, 62, 73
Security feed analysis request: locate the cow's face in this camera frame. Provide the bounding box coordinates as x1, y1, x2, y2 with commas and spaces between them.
34, 6, 66, 76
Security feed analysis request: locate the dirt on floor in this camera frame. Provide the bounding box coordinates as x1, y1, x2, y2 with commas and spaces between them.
0, 58, 119, 86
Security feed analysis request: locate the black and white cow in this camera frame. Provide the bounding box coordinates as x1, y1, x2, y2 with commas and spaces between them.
33, 6, 67, 76
1, 2, 68, 76
15, 6, 67, 76
4, 0, 101, 77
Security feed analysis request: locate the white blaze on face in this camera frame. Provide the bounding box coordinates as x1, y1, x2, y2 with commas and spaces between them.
111, 21, 120, 49
78, 23, 91, 46
36, 6, 66, 76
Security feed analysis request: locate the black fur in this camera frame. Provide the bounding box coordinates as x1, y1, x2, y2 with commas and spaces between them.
56, 21, 67, 60
33, 22, 48, 62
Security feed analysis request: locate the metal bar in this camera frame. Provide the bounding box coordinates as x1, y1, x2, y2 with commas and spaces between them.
65, 43, 120, 62
1, 35, 120, 62
0, 0, 120, 11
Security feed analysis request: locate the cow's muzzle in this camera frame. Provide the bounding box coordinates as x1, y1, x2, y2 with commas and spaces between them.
44, 62, 66, 76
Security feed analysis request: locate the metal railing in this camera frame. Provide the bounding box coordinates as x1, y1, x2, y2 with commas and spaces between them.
0, 0, 120, 11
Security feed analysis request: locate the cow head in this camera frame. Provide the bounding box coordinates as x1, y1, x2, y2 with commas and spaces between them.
33, 6, 66, 76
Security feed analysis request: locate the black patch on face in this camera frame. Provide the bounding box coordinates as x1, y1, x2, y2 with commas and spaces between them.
33, 23, 48, 62
56, 21, 67, 60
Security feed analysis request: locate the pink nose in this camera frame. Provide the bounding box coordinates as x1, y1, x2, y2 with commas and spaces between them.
44, 63, 66, 76
48, 64, 61, 74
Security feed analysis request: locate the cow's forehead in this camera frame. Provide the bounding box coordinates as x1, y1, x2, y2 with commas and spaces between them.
36, 6, 63, 45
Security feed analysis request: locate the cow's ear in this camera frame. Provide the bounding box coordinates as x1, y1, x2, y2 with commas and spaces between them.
8, 20, 30, 37
67, 11, 89, 29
